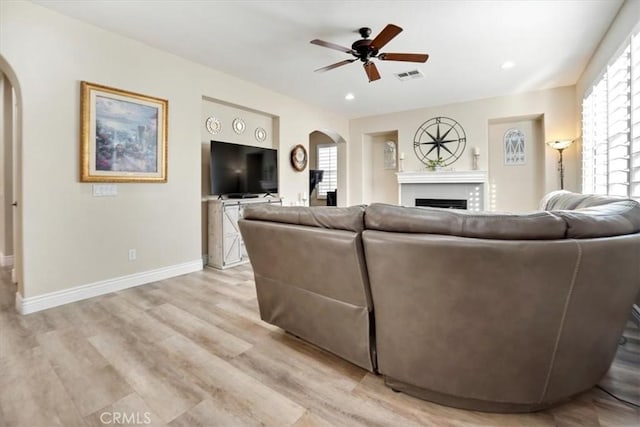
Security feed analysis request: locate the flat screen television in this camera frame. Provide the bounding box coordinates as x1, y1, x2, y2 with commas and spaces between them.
210, 141, 278, 197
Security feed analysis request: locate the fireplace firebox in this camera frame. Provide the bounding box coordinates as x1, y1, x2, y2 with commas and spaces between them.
415, 198, 468, 209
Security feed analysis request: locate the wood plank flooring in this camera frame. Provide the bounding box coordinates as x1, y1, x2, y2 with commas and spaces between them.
1, 264, 638, 426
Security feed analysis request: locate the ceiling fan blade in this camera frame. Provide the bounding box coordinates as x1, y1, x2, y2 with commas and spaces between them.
364, 61, 381, 82
378, 53, 429, 63
310, 39, 354, 54
370, 24, 403, 50
314, 59, 357, 72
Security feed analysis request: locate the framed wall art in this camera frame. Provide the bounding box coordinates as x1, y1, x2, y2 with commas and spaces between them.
80, 81, 168, 182
504, 128, 525, 165
383, 140, 397, 170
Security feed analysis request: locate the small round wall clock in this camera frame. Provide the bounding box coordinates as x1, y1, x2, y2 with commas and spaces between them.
232, 118, 246, 135
413, 116, 467, 166
290, 144, 308, 172
205, 116, 221, 134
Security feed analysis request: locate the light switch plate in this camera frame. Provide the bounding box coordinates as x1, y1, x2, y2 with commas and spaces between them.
92, 184, 117, 197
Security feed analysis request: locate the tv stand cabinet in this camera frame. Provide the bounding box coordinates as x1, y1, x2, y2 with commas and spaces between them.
207, 197, 281, 269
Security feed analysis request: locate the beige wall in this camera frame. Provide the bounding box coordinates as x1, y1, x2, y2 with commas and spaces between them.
0, 1, 348, 299
349, 86, 577, 207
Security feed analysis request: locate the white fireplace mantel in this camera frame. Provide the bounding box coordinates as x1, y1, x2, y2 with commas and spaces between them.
396, 170, 488, 185
396, 170, 489, 210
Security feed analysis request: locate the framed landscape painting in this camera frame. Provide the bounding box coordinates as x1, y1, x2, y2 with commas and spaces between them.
80, 81, 168, 182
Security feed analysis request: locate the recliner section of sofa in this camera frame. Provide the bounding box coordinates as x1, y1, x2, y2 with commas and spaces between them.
238, 193, 640, 412
239, 205, 375, 371
363, 198, 640, 412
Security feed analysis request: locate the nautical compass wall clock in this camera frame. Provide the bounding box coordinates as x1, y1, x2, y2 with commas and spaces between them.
413, 117, 467, 166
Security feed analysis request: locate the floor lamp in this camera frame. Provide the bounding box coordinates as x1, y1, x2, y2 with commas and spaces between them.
546, 139, 574, 190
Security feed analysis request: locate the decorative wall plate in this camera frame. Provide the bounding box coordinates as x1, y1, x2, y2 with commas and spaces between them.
205, 116, 221, 134
413, 116, 466, 167
255, 127, 267, 142
290, 144, 308, 172
232, 118, 246, 135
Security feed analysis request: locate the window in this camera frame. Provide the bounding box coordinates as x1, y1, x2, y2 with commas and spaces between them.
317, 144, 337, 198
582, 31, 639, 197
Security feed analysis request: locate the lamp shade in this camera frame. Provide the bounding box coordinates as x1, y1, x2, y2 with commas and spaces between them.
546, 139, 574, 150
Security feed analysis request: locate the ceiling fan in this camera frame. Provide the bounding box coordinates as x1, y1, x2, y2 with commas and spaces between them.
310, 24, 429, 82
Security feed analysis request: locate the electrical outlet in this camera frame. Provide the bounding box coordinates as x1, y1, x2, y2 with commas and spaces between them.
128, 249, 136, 261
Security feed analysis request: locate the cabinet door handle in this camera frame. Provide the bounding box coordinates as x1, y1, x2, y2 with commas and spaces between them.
12, 202, 17, 207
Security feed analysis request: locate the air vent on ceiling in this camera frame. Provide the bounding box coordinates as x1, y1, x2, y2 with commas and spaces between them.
394, 69, 424, 81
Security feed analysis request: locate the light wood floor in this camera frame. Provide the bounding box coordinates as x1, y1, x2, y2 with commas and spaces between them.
1, 265, 639, 427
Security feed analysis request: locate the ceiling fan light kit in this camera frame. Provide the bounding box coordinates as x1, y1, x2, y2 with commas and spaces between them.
311, 24, 429, 82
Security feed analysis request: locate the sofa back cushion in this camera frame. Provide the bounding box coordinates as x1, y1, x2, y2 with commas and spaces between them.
243, 204, 365, 233
541, 190, 640, 238
365, 203, 567, 240
552, 200, 640, 238
541, 190, 625, 210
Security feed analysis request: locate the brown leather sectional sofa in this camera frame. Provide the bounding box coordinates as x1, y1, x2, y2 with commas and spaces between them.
238, 191, 640, 412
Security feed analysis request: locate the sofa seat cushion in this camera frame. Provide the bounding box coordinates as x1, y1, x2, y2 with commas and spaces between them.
365, 203, 566, 240
243, 204, 365, 233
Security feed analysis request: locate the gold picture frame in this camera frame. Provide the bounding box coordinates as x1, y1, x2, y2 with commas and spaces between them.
80, 81, 168, 182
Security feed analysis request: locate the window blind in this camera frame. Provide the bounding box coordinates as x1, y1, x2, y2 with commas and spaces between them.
607, 45, 630, 196
317, 144, 337, 198
582, 29, 638, 199
631, 32, 640, 198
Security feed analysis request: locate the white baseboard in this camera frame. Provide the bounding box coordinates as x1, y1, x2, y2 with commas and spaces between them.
0, 253, 14, 267
17, 259, 203, 315
15, 291, 23, 314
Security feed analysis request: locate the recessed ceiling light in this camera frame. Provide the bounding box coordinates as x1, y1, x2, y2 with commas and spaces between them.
345, 93, 355, 101
501, 61, 515, 70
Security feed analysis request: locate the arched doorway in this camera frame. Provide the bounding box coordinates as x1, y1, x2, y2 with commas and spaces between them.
0, 54, 24, 307
308, 130, 346, 207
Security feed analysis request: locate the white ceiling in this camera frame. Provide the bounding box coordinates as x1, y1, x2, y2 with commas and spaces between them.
34, 0, 623, 119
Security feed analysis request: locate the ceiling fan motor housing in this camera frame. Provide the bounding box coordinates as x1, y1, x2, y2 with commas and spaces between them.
351, 39, 378, 61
